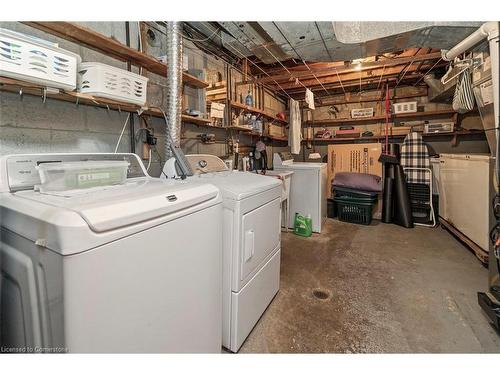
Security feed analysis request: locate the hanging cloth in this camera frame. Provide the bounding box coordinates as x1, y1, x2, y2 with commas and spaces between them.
452, 67, 475, 113
288, 98, 302, 155
305, 88, 315, 110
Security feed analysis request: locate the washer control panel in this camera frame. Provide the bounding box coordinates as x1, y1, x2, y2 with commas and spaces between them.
1, 153, 147, 192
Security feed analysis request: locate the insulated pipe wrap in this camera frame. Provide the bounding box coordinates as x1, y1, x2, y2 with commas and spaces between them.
165, 21, 183, 160
423, 73, 443, 93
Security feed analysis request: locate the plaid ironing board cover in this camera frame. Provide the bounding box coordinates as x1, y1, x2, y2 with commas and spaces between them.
400, 132, 431, 185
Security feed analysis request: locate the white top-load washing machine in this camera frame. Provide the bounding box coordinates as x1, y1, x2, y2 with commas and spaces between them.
0, 153, 223, 353
273, 152, 327, 233
162, 154, 282, 352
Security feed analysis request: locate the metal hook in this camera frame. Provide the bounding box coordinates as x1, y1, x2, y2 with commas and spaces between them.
42, 88, 47, 104
106, 105, 110, 111
75, 96, 80, 107
118, 105, 121, 114
19, 88, 23, 100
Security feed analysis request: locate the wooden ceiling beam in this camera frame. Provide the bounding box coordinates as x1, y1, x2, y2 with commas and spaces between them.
284, 71, 432, 97
314, 87, 428, 107
252, 61, 345, 75
254, 51, 442, 85
269, 61, 445, 91
287, 77, 402, 98
250, 48, 427, 75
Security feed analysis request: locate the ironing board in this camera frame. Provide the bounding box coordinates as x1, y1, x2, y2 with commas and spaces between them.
401, 132, 431, 185
401, 132, 436, 227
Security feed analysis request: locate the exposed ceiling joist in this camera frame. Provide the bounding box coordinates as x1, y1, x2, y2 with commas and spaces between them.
269, 60, 446, 91
254, 51, 442, 85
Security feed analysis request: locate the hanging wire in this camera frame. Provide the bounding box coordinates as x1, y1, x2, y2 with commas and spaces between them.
413, 57, 443, 86
301, 59, 335, 96
334, 68, 346, 95
146, 21, 237, 66
231, 22, 311, 93
170, 22, 292, 99
393, 49, 423, 88
146, 21, 282, 96
376, 65, 386, 90
114, 113, 131, 153
271, 20, 334, 97
314, 22, 333, 60
198, 21, 293, 100
394, 60, 414, 87
178, 25, 220, 42
257, 41, 308, 90
226, 45, 293, 100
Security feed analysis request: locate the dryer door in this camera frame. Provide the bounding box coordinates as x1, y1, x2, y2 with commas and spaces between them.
239, 197, 281, 284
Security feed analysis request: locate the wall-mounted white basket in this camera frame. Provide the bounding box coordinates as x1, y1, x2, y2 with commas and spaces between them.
393, 101, 418, 114
0, 28, 81, 91
77, 62, 148, 106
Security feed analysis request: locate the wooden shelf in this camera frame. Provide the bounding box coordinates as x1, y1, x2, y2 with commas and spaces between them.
226, 124, 288, 142
248, 132, 288, 142
227, 125, 253, 132
230, 100, 287, 124
182, 73, 210, 89
181, 114, 212, 126
302, 130, 485, 144
304, 110, 457, 127
0, 77, 212, 126
23, 22, 209, 89
265, 134, 288, 142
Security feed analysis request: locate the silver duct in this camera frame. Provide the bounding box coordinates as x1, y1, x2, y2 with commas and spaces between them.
165, 21, 183, 160
423, 73, 443, 94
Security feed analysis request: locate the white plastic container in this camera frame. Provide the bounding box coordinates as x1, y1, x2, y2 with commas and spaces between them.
0, 28, 81, 90
393, 101, 418, 114
77, 62, 148, 106
37, 160, 129, 192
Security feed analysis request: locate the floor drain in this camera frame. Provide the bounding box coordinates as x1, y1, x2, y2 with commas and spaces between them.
312, 289, 330, 300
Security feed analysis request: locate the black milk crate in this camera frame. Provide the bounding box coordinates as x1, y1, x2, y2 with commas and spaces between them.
333, 196, 376, 225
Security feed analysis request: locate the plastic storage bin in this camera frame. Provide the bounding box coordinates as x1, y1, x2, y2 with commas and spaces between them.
0, 28, 81, 90
77, 62, 148, 106
333, 188, 378, 225
37, 160, 129, 192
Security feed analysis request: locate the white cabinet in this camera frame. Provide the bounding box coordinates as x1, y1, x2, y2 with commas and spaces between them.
438, 153, 495, 252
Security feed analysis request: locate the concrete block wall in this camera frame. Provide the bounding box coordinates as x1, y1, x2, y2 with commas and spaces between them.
1, 21, 141, 161
0, 21, 290, 177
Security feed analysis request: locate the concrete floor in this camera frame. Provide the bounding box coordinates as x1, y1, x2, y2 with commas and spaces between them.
239, 219, 500, 353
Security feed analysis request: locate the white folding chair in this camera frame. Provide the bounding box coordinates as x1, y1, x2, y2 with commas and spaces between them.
403, 166, 436, 227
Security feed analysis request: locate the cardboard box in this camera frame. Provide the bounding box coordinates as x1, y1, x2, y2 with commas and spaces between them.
267, 123, 284, 137
264, 90, 286, 115
328, 143, 383, 219
327, 143, 382, 198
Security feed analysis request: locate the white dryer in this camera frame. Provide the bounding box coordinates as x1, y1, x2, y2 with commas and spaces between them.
162, 154, 282, 352
273, 152, 327, 233
0, 153, 223, 353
